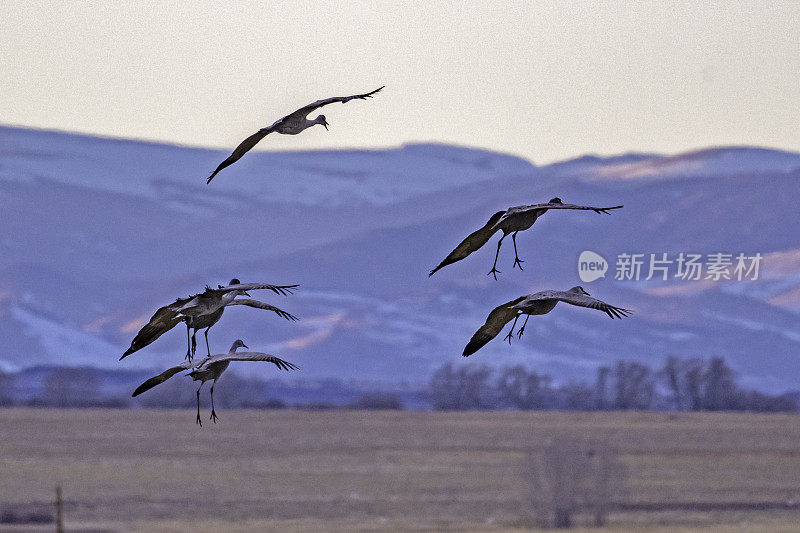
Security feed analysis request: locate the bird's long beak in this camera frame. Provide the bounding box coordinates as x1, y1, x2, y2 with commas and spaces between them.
323, 121, 329, 131
242, 343, 249, 349
242, 290, 251, 297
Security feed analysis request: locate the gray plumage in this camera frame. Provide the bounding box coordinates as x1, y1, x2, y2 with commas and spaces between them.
428, 210, 506, 277
185, 297, 299, 360
120, 279, 298, 360
132, 339, 299, 425
429, 198, 623, 279
207, 86, 384, 183
462, 286, 632, 356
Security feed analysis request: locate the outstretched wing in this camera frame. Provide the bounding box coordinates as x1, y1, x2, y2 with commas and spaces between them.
120, 298, 189, 360
203, 351, 299, 371
429, 211, 506, 276
284, 86, 384, 122
515, 291, 632, 319
213, 282, 299, 296
206, 129, 272, 183
462, 297, 525, 357
509, 202, 624, 216
131, 360, 196, 397
206, 87, 382, 184
558, 292, 632, 319
226, 298, 298, 321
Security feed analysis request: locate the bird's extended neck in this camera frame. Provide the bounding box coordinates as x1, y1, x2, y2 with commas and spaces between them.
220, 292, 238, 305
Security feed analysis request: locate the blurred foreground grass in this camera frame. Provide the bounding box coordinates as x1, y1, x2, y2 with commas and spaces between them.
0, 409, 798, 532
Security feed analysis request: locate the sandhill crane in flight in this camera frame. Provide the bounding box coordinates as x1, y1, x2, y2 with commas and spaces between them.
132, 339, 298, 426
462, 286, 632, 357
206, 86, 385, 183
428, 198, 623, 279
120, 279, 298, 361
185, 296, 299, 359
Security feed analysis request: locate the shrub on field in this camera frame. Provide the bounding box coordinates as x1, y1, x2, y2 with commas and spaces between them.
524, 437, 626, 528
0, 370, 14, 406
347, 393, 403, 410
0, 506, 52, 524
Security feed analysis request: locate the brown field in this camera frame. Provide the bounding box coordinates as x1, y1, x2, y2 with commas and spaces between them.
1, 409, 799, 532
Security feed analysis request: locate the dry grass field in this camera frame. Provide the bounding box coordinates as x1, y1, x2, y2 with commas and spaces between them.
1, 409, 799, 532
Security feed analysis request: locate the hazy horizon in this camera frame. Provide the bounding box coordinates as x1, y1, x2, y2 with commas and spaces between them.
2, 1, 799, 165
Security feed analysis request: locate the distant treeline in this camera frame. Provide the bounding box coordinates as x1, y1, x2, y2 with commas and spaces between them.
0, 367, 408, 410
0, 356, 796, 412
429, 356, 799, 412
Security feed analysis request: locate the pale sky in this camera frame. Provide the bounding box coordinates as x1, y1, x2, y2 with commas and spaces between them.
2, 1, 799, 164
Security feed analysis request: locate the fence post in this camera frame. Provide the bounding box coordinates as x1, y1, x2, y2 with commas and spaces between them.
55, 485, 64, 533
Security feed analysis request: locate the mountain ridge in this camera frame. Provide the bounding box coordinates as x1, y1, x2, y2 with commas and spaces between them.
1, 126, 798, 391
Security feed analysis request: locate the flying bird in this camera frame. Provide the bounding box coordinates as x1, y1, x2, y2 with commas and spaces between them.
132, 339, 298, 426
184, 296, 299, 359
206, 86, 385, 183
428, 198, 623, 279
120, 279, 298, 361
462, 286, 632, 357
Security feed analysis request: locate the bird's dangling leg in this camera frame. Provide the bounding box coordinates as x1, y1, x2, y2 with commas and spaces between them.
191, 330, 198, 358
517, 314, 531, 339
503, 315, 520, 344
195, 383, 204, 427
204, 327, 212, 357
487, 234, 505, 280
209, 382, 219, 423
512, 232, 525, 270
185, 322, 192, 360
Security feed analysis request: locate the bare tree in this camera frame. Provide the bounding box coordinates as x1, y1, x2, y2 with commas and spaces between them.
561, 381, 594, 411
661, 356, 682, 409
593, 366, 610, 410
701, 357, 739, 410
497, 366, 552, 410
743, 390, 798, 412
683, 359, 704, 411
0, 370, 14, 406
524, 437, 625, 528
612, 361, 654, 410
430, 362, 494, 410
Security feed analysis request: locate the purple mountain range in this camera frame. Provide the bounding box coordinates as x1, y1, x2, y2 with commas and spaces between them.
1, 125, 799, 390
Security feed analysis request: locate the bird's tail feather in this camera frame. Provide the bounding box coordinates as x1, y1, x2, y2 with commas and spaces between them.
429, 262, 447, 277
462, 333, 493, 357
131, 367, 185, 397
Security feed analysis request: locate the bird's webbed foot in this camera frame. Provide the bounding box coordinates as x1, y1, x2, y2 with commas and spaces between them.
513, 257, 525, 270
195, 412, 203, 427
210, 410, 219, 423
487, 267, 501, 280
517, 325, 527, 339
503, 328, 515, 344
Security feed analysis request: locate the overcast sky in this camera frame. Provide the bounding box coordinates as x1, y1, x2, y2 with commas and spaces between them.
2, 1, 798, 164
